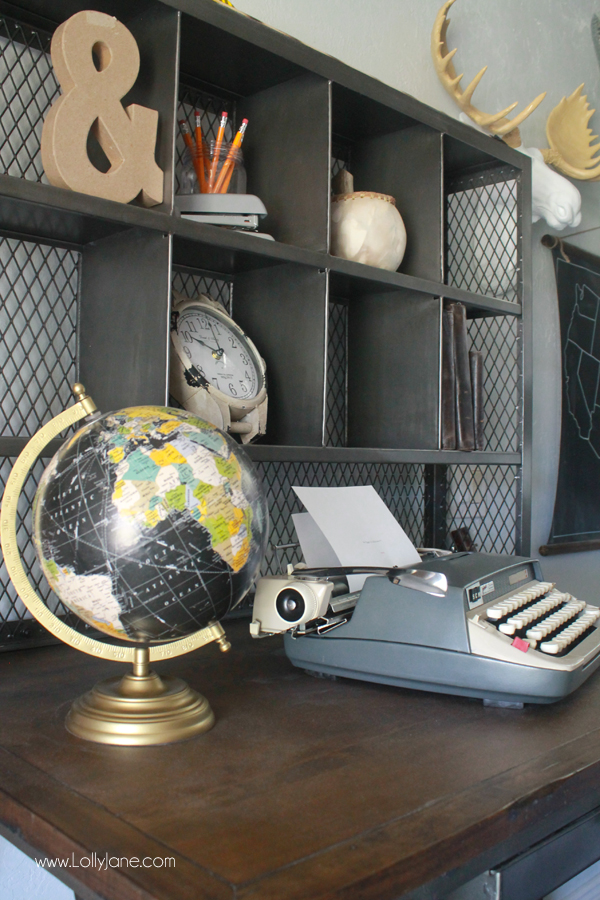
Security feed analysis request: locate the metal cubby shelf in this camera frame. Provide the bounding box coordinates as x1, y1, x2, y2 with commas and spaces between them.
0, 0, 531, 647
0, 172, 522, 318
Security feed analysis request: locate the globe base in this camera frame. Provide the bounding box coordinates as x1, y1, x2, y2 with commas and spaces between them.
66, 666, 215, 746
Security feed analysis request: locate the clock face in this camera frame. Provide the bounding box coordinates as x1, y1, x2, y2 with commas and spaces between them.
176, 305, 263, 401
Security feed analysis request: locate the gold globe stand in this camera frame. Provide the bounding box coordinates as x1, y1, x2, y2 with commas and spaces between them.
0, 385, 231, 746
66, 646, 217, 745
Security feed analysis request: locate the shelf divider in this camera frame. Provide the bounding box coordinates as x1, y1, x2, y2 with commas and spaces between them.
242, 73, 331, 251
121, 0, 181, 216
351, 125, 444, 282
233, 263, 328, 446
347, 291, 441, 450
79, 229, 172, 413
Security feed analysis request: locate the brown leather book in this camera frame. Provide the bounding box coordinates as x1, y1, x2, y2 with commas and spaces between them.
470, 350, 485, 450
451, 302, 475, 451
441, 306, 456, 449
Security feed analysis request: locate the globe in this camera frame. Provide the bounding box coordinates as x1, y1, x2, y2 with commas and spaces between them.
31, 406, 269, 644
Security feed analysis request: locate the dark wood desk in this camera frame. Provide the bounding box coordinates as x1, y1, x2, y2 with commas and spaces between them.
2, 619, 600, 900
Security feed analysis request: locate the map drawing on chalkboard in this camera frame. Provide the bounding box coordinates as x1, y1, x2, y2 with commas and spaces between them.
564, 283, 600, 460
546, 244, 600, 551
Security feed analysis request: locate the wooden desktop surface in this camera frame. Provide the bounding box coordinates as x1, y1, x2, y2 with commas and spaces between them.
2, 619, 600, 900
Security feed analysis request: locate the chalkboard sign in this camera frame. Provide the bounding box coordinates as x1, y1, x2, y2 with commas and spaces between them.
543, 240, 600, 554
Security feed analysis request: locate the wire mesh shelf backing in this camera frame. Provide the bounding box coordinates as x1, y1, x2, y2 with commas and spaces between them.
331, 142, 352, 187
446, 464, 520, 555
325, 300, 348, 447
446, 166, 521, 304
0, 235, 80, 648
0, 14, 56, 183
0, 458, 98, 649
0, 237, 79, 437
445, 165, 523, 552
172, 266, 233, 314
256, 461, 425, 575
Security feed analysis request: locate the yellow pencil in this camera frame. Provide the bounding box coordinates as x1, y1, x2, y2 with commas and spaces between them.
194, 110, 207, 193
208, 111, 228, 192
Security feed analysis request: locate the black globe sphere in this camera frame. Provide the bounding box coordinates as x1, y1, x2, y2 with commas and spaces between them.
32, 406, 269, 643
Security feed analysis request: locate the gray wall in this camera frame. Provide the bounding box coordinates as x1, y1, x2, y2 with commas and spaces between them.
236, 0, 600, 599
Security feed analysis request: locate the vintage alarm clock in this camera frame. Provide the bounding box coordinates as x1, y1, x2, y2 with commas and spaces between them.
169, 292, 267, 443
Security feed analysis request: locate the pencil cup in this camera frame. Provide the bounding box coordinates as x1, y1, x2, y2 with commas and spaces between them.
209, 141, 246, 194
180, 145, 209, 194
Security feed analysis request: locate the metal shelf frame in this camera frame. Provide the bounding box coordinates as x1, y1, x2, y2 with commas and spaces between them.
0, 0, 532, 648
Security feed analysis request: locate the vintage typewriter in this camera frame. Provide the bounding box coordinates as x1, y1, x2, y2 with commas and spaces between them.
250, 553, 600, 706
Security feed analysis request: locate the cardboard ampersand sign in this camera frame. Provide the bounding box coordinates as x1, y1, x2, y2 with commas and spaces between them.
41, 10, 163, 207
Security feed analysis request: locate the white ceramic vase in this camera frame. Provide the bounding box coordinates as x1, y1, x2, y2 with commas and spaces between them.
330, 191, 407, 271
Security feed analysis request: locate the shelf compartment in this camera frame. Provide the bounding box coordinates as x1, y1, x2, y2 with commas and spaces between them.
0, 1, 180, 216
467, 313, 521, 454
0, 175, 523, 321
178, 4, 308, 99
252, 455, 521, 575
79, 228, 172, 413
254, 457, 426, 575
349, 126, 443, 282
345, 289, 441, 450
233, 262, 328, 446
241, 73, 330, 251
444, 145, 523, 306
169, 259, 330, 448
175, 74, 331, 250
0, 232, 78, 437
331, 83, 444, 282
446, 462, 521, 555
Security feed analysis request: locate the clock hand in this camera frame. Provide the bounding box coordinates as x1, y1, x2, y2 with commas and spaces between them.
189, 334, 224, 360
207, 320, 226, 359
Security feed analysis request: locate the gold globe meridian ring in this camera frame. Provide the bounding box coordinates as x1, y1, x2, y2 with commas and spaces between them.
0, 396, 227, 663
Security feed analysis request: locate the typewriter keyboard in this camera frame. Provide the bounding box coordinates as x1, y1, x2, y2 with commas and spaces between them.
485, 583, 600, 655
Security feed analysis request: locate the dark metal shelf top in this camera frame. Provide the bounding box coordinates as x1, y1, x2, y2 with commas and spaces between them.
1, 0, 527, 173
244, 445, 522, 465
0, 436, 520, 467
166, 0, 526, 171
0, 175, 522, 318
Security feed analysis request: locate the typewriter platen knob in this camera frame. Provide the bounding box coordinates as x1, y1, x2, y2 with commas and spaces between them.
251, 576, 334, 635
277, 588, 306, 623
